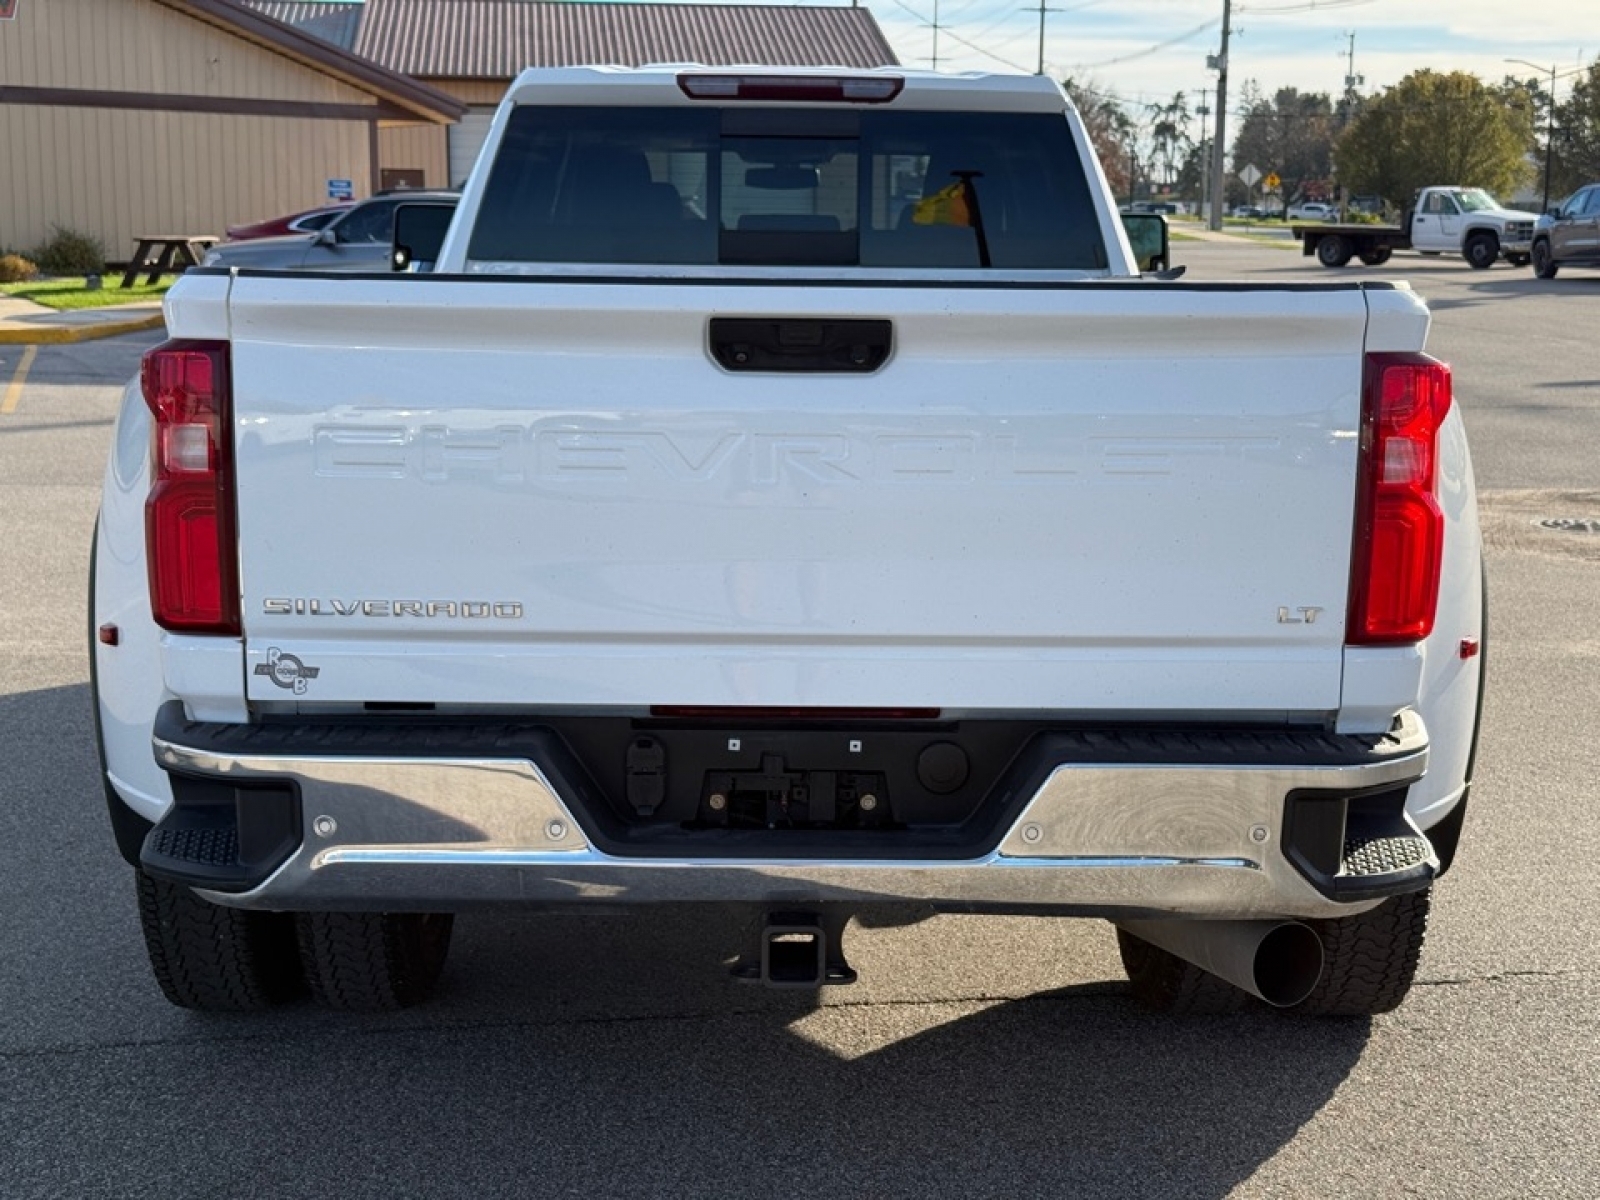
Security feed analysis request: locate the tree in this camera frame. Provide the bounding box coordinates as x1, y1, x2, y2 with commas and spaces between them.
1174, 142, 1208, 204
1336, 70, 1534, 208
1551, 60, 1600, 198
1230, 86, 1337, 203
1062, 78, 1136, 199
1147, 93, 1193, 188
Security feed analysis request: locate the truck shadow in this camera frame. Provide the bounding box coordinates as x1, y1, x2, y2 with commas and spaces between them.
1216, 254, 1600, 305
1417, 273, 1600, 310
10, 680, 1372, 1199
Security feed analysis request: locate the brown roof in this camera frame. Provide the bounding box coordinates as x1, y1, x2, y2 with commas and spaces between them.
354, 0, 900, 78
240, 1, 364, 51
160, 0, 466, 120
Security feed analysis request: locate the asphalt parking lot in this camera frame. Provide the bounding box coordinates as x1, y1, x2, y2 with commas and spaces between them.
1, 242, 1597, 1198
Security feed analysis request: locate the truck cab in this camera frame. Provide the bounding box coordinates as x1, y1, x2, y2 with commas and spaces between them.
1408, 186, 1535, 268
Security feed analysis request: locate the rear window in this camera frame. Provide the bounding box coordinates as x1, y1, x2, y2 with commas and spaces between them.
467, 106, 1107, 270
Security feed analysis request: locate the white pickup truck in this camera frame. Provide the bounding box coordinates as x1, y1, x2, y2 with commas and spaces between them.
1295, 185, 1536, 269
94, 67, 1484, 1017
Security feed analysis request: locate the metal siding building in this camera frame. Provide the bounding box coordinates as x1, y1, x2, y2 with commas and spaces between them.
0, 0, 461, 258
1, 0, 899, 255
257, 0, 900, 187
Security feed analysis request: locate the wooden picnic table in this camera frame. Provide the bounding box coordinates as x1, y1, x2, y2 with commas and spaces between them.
120, 235, 218, 288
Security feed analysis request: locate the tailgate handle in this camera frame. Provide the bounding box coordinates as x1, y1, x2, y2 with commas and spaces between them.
709, 317, 892, 373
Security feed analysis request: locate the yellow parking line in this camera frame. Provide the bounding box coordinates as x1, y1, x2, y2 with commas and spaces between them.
1, 344, 38, 415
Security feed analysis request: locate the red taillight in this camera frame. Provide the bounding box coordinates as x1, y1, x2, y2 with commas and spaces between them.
1347, 352, 1453, 645
141, 339, 239, 635
676, 73, 904, 104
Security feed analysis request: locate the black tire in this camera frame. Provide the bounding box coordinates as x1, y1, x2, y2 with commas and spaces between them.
1463, 232, 1498, 269
1315, 234, 1352, 268
136, 870, 303, 1011
1531, 239, 1559, 279
1358, 246, 1393, 266
1506, 253, 1531, 268
1286, 889, 1431, 1017
1116, 927, 1251, 1015
295, 911, 454, 1011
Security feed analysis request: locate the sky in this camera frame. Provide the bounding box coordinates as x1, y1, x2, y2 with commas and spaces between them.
855, 0, 1593, 114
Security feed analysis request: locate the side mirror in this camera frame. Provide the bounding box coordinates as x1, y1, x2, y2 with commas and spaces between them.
314, 227, 338, 247
391, 203, 456, 272
1119, 212, 1170, 273
1546, 205, 1562, 218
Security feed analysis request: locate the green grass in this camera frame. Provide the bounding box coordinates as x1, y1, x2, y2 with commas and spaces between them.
0, 276, 173, 310
1231, 234, 1302, 249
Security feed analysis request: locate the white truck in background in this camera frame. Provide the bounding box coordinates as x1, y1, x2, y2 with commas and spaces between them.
94, 67, 1485, 1017
1295, 185, 1536, 269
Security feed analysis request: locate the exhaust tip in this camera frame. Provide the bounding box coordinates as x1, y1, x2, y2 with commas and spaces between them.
1253, 922, 1324, 1008
1117, 917, 1327, 1009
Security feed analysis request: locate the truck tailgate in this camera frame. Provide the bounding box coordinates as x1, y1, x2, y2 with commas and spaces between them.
225, 275, 1380, 717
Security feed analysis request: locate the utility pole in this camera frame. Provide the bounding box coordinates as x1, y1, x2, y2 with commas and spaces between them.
932, 0, 941, 71
1339, 31, 1364, 128
1206, 0, 1232, 230
1031, 0, 1061, 76
1194, 90, 1211, 220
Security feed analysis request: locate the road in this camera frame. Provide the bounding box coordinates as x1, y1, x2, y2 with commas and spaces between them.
2, 246, 1596, 1198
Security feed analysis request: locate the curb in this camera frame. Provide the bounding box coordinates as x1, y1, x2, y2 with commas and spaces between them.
0, 311, 165, 345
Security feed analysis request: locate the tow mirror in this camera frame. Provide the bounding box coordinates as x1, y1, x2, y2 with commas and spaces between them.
1120, 212, 1170, 273
391, 202, 456, 272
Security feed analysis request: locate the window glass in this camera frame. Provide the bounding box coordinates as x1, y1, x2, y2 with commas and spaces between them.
335, 200, 398, 243
469, 107, 718, 265
858, 111, 1106, 269
468, 105, 1106, 270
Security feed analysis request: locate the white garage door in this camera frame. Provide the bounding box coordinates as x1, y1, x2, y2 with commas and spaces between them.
447, 109, 498, 188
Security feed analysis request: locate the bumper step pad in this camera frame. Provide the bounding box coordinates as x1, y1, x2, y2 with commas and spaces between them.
1341, 832, 1434, 878
140, 777, 301, 893
1284, 784, 1438, 904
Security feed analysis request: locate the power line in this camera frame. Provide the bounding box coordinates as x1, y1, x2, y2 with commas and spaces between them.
1239, 0, 1373, 13
1079, 18, 1219, 69
880, 0, 1038, 73
939, 23, 1035, 73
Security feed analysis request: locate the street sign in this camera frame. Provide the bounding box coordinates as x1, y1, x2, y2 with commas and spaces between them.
0, 0, 19, 20
1239, 163, 1262, 187
1265, 172, 1281, 191
327, 178, 354, 201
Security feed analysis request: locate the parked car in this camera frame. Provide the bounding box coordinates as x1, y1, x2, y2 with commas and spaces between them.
205, 191, 459, 271
1230, 204, 1264, 219
225, 202, 353, 242
1287, 201, 1337, 222
1530, 183, 1600, 278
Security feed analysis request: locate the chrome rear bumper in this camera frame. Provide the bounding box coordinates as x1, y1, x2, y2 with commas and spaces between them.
149, 709, 1433, 920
